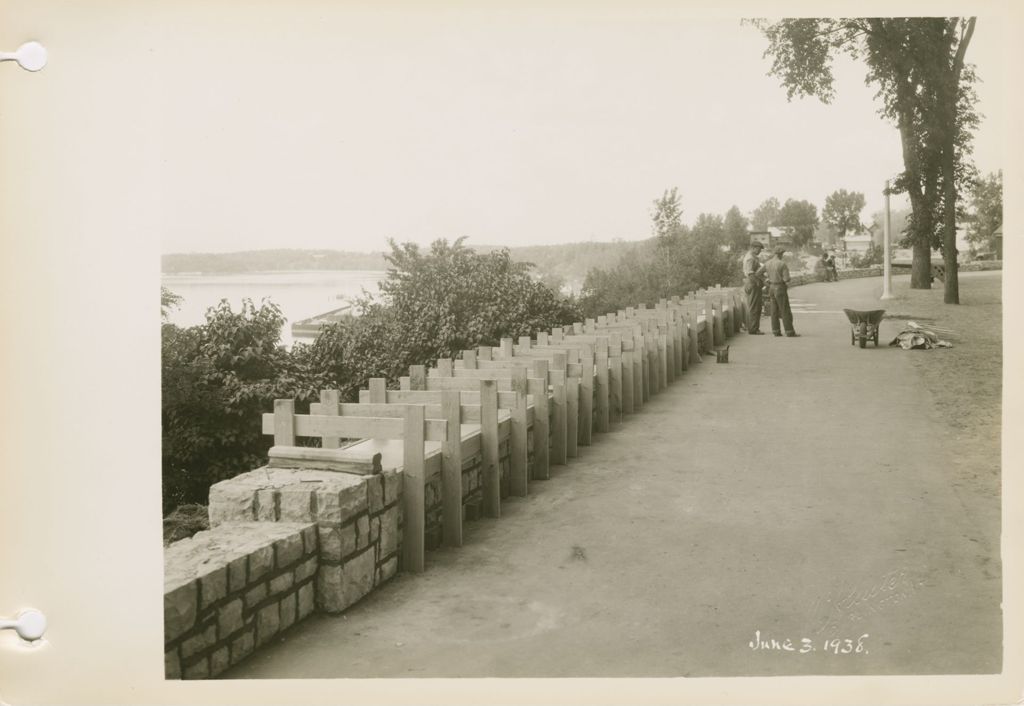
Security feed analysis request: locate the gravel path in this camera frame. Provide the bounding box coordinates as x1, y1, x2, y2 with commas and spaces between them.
225, 273, 1002, 679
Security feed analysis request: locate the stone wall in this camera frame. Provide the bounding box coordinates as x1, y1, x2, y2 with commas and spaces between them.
164, 522, 317, 679
208, 467, 402, 614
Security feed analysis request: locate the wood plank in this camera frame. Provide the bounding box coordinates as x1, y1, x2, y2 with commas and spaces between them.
261, 412, 446, 442
441, 389, 463, 548
480, 379, 500, 518
402, 405, 426, 573
267, 446, 382, 473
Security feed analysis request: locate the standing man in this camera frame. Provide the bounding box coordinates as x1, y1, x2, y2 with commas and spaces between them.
742, 241, 766, 334
765, 245, 799, 337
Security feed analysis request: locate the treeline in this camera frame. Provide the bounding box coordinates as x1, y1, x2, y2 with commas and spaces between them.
161, 242, 637, 290
472, 241, 637, 291
577, 190, 745, 318
161, 238, 581, 512
161, 249, 388, 273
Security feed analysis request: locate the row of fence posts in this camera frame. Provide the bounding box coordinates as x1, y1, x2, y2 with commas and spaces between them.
263, 286, 745, 574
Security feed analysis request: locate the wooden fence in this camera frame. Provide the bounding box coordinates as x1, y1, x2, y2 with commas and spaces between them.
263, 286, 745, 574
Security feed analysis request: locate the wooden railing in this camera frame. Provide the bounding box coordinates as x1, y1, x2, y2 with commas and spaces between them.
264, 286, 744, 574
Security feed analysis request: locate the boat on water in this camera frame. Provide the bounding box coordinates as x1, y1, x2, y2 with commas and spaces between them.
291, 303, 355, 343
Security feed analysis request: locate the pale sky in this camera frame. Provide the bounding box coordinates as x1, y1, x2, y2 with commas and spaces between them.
158, 5, 1006, 254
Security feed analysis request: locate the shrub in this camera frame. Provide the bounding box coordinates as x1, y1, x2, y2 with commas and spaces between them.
161, 299, 328, 512
162, 238, 581, 510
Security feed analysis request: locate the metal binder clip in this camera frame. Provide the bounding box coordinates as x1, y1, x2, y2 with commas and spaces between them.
0, 609, 47, 642
0, 41, 48, 72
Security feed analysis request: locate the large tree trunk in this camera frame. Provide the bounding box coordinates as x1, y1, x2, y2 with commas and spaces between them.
898, 121, 932, 289
938, 17, 974, 305
941, 146, 960, 304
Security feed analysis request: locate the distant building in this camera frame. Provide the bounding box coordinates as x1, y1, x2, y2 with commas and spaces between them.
748, 227, 793, 249
993, 224, 1003, 259
841, 231, 873, 255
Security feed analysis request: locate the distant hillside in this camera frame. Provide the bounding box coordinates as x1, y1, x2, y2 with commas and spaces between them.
161, 240, 644, 288
161, 249, 387, 274
473, 240, 645, 290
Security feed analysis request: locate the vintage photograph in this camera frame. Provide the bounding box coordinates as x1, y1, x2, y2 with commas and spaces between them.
154, 2, 1007, 694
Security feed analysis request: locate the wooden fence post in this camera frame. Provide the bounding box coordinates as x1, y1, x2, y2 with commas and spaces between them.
402, 404, 426, 573
318, 390, 341, 449
595, 344, 609, 433
510, 367, 529, 496
528, 375, 550, 480
441, 389, 462, 548
410, 365, 426, 391
273, 399, 295, 446
578, 347, 594, 446
480, 379, 500, 518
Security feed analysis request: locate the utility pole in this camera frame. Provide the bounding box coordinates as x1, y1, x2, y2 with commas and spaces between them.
880, 180, 894, 300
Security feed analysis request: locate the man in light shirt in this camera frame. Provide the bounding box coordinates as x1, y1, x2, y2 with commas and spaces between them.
765, 245, 799, 337
742, 241, 766, 334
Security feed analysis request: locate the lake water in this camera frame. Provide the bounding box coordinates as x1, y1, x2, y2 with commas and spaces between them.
161, 270, 387, 347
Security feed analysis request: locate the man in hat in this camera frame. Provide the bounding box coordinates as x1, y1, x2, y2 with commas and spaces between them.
742, 241, 767, 334
765, 245, 799, 337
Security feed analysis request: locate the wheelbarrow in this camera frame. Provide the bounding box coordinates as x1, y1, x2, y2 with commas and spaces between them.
843, 308, 886, 348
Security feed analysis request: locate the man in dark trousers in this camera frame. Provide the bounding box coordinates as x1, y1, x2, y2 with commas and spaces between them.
742, 241, 766, 334
765, 245, 799, 337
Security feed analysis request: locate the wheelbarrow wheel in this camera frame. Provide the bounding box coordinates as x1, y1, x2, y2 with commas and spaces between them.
859, 321, 867, 348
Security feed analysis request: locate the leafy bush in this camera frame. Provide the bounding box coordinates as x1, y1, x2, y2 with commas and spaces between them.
162, 239, 580, 511
849, 243, 884, 268
161, 299, 330, 512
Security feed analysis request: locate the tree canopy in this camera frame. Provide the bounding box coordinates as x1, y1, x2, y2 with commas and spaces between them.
965, 170, 1002, 253
777, 198, 820, 247
750, 17, 979, 302
750, 197, 781, 231
724, 206, 752, 252
822, 189, 867, 240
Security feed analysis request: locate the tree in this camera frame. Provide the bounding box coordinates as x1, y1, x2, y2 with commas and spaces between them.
750, 197, 781, 230
724, 205, 752, 252
579, 198, 741, 317
651, 187, 685, 246
822, 189, 867, 240
965, 170, 1002, 254
161, 286, 183, 321
750, 17, 980, 302
777, 198, 819, 247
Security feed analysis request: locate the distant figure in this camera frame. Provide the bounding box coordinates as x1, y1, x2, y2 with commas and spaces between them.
765, 246, 798, 337
823, 252, 838, 282
742, 241, 766, 334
